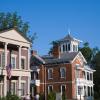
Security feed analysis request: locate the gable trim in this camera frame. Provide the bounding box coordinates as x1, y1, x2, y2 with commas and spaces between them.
71, 51, 87, 64
0, 28, 31, 44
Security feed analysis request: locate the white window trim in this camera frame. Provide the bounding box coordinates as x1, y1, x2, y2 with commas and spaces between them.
48, 85, 53, 93
61, 85, 66, 94
21, 81, 26, 96
48, 68, 53, 79
60, 67, 66, 78
0, 83, 3, 97
21, 56, 26, 70
11, 80, 17, 95
11, 54, 17, 69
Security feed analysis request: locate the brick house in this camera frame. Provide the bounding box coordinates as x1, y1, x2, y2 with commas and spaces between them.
0, 28, 31, 98
30, 34, 95, 100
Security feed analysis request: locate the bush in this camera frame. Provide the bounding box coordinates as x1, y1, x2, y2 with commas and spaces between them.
0, 93, 21, 100
62, 92, 67, 100
47, 92, 56, 100
39, 93, 45, 100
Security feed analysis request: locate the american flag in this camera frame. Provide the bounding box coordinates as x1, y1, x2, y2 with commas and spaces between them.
6, 64, 12, 79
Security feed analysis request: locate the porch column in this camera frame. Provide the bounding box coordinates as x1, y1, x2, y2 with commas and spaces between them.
4, 42, 8, 67
27, 48, 30, 70
4, 75, 7, 96
92, 73, 93, 81
18, 46, 21, 69
18, 76, 21, 96
90, 86, 91, 96
27, 76, 31, 94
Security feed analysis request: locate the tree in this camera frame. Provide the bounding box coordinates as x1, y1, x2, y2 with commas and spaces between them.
92, 52, 100, 99
79, 42, 93, 63
0, 12, 36, 45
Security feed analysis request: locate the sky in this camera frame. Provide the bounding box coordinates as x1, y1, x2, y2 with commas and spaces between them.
0, 0, 100, 55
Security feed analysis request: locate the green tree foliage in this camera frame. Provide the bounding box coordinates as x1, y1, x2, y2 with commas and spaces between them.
79, 42, 100, 99
47, 92, 56, 100
0, 12, 36, 45
79, 42, 93, 63
48, 41, 58, 55
92, 52, 100, 99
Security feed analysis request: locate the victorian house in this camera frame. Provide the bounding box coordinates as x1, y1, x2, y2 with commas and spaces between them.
30, 33, 95, 100
0, 28, 31, 98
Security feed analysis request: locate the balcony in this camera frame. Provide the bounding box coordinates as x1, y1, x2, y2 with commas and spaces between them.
31, 79, 40, 86
76, 78, 93, 85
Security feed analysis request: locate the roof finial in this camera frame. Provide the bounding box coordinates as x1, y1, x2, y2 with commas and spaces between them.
68, 28, 71, 35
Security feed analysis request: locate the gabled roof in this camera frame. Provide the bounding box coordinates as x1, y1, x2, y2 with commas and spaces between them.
72, 51, 87, 63
0, 28, 31, 44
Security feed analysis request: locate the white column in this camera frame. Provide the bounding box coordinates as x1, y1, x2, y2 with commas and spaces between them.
92, 73, 93, 81
4, 75, 7, 96
90, 86, 91, 96
18, 46, 21, 69
4, 42, 8, 67
27, 48, 30, 70
89, 72, 90, 80
27, 76, 31, 94
18, 76, 21, 96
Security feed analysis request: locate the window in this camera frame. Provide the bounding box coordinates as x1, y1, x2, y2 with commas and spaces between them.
48, 85, 53, 93
21, 83, 25, 96
90, 73, 92, 80
66, 44, 68, 51
48, 68, 53, 79
11, 56, 16, 69
60, 68, 66, 78
87, 72, 89, 80
88, 86, 90, 96
63, 45, 65, 52
91, 87, 93, 96
61, 85, 66, 94
68, 44, 70, 51
11, 82, 16, 95
21, 58, 25, 69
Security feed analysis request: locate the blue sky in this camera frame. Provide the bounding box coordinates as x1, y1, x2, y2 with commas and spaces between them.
0, 0, 100, 55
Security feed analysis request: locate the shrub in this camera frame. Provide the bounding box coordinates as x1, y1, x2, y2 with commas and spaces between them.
0, 93, 21, 100
47, 92, 56, 100
62, 92, 67, 100
39, 93, 45, 100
